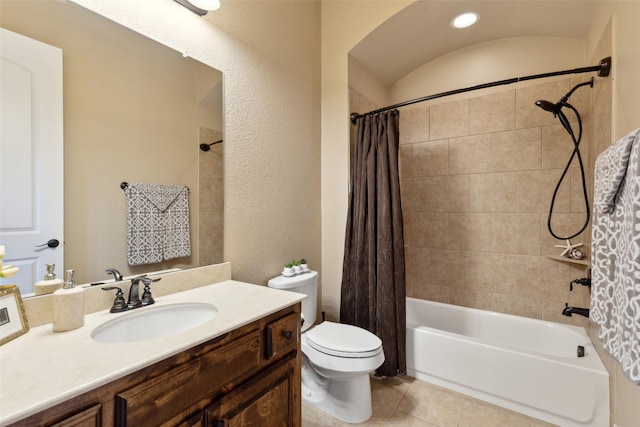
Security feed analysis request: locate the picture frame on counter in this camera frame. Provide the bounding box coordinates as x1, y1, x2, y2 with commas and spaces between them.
0, 285, 29, 345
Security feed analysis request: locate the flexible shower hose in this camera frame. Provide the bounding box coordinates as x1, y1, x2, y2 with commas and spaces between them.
547, 103, 590, 240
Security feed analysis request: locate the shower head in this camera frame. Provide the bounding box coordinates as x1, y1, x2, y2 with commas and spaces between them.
535, 77, 594, 114
534, 78, 594, 139
534, 77, 595, 116
535, 99, 573, 137
199, 139, 223, 152
535, 100, 561, 115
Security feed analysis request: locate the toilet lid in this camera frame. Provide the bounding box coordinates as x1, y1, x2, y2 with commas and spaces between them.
305, 321, 382, 358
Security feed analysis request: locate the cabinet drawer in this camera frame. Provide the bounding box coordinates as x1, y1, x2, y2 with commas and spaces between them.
265, 313, 299, 360
115, 330, 261, 426
50, 404, 101, 427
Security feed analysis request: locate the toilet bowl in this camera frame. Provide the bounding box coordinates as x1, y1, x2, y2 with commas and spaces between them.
301, 321, 385, 423
267, 271, 385, 423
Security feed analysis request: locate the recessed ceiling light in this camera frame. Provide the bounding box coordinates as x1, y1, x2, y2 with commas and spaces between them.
451, 12, 479, 29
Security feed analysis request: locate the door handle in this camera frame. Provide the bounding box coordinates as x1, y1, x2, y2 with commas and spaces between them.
36, 239, 60, 248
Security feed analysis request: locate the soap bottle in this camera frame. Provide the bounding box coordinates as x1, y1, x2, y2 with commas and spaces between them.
52, 269, 85, 332
34, 264, 64, 295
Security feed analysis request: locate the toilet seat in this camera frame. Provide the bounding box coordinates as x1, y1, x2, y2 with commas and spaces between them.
305, 321, 382, 358
302, 334, 384, 377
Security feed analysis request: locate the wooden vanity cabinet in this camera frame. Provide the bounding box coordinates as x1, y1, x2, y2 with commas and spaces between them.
10, 305, 301, 427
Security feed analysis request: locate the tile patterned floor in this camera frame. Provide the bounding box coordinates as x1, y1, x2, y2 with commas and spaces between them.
302, 375, 558, 426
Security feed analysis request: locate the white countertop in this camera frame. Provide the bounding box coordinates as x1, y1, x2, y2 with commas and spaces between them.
0, 280, 305, 426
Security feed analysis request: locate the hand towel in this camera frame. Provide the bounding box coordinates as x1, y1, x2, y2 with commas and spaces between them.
124, 183, 191, 265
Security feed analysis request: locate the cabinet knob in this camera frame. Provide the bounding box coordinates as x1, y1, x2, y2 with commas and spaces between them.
282, 330, 292, 340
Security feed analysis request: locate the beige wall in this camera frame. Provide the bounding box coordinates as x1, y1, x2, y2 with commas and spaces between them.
390, 37, 586, 105
610, 2, 640, 142
348, 56, 390, 109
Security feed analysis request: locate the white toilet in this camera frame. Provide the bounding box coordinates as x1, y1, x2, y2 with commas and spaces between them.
268, 271, 384, 424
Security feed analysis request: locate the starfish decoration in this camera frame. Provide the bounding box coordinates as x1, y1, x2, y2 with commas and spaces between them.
554, 239, 583, 257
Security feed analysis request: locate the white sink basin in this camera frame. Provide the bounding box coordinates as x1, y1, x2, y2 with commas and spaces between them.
91, 302, 218, 343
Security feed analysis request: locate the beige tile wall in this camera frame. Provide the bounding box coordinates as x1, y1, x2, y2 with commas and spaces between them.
199, 127, 224, 266
396, 78, 594, 327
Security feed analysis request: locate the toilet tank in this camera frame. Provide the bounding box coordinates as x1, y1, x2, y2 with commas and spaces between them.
267, 271, 317, 332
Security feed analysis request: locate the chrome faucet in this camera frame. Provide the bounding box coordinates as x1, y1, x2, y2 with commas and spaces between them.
562, 303, 590, 318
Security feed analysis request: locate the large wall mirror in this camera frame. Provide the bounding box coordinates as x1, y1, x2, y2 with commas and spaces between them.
0, 1, 223, 293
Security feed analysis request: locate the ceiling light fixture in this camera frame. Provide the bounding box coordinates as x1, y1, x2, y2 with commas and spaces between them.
174, 0, 220, 16
451, 12, 479, 29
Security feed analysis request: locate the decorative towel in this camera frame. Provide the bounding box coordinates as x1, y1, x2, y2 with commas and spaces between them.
124, 183, 191, 266
593, 129, 638, 214
591, 128, 640, 385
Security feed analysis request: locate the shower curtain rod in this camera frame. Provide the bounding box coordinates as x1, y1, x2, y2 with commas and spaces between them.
350, 57, 611, 124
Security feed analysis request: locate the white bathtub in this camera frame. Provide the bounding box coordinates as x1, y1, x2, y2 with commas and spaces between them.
406, 297, 609, 427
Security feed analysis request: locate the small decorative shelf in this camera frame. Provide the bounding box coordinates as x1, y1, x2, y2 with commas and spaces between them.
546, 255, 590, 266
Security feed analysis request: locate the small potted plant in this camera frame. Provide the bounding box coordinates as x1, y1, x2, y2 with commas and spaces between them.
292, 259, 302, 274
283, 262, 294, 276
300, 258, 308, 272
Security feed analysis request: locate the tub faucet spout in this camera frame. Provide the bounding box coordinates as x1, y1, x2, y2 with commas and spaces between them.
562, 303, 589, 318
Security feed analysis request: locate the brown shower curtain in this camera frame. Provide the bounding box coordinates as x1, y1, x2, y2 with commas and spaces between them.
340, 110, 406, 377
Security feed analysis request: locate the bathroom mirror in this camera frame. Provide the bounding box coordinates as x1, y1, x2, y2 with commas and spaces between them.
0, 1, 223, 292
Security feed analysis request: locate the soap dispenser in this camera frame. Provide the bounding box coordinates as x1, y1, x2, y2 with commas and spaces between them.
52, 269, 85, 332
34, 264, 64, 295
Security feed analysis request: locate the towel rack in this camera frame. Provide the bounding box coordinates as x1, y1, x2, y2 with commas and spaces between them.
120, 182, 189, 192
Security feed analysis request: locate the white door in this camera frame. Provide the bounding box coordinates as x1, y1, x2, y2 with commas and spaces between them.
0, 28, 64, 296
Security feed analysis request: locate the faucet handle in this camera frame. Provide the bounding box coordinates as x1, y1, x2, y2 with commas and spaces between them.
102, 286, 127, 313
141, 288, 154, 306
140, 276, 161, 285
140, 278, 158, 306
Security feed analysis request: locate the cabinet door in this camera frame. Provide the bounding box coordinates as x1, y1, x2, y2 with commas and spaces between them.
206, 358, 297, 427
